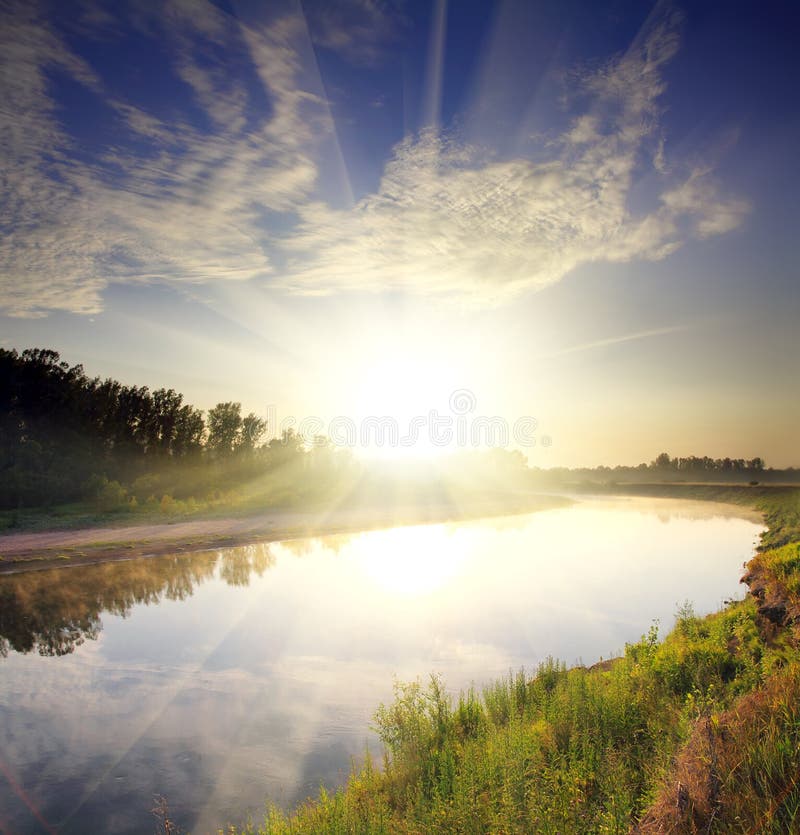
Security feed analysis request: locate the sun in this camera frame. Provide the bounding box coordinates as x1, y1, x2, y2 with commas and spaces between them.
356, 355, 448, 417
351, 352, 458, 459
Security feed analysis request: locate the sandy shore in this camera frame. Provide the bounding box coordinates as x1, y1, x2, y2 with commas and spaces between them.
0, 494, 569, 574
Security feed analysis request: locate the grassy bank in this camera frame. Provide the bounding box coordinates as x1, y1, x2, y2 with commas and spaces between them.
218, 487, 800, 834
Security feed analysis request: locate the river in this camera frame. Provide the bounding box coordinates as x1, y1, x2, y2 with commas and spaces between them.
0, 496, 763, 834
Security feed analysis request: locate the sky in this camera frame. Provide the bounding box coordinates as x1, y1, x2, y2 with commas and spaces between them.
1, 0, 798, 467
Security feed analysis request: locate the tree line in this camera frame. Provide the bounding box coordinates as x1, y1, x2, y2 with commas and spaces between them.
649, 451, 765, 473
0, 348, 274, 508
1, 347, 789, 511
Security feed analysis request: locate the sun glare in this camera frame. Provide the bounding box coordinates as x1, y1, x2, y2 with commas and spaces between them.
354, 525, 469, 596
351, 352, 462, 459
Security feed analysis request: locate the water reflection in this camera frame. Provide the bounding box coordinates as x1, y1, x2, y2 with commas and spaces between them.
0, 544, 275, 657
0, 498, 763, 835
0, 498, 758, 656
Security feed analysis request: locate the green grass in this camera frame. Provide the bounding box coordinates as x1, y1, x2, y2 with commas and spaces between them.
0, 491, 248, 534
752, 543, 800, 595
215, 488, 800, 834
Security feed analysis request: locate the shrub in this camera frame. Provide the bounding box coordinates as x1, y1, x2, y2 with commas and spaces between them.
92, 477, 129, 512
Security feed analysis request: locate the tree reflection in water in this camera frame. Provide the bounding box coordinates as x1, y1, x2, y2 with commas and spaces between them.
0, 543, 276, 657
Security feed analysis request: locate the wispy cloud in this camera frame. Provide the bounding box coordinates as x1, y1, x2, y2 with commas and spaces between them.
279, 12, 748, 303
0, 3, 747, 317
301, 0, 407, 66
0, 0, 328, 317
538, 325, 688, 360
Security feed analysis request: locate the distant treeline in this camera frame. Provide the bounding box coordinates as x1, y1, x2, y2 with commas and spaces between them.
531, 452, 797, 487
647, 451, 765, 472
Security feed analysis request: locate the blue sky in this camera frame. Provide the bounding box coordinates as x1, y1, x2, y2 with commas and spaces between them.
1, 0, 798, 466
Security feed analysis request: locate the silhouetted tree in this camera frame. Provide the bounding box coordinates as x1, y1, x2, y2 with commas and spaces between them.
653, 452, 672, 468
206, 402, 243, 457
239, 413, 267, 453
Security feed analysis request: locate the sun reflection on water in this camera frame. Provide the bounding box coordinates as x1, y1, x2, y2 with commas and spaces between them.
352, 524, 470, 596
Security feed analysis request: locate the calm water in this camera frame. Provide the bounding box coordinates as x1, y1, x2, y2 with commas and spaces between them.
0, 497, 762, 834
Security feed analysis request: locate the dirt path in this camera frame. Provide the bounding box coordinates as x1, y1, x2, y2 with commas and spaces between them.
0, 495, 568, 573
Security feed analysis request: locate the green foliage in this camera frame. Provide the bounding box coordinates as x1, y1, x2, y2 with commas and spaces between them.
0, 348, 281, 511
206, 402, 268, 457
757, 491, 800, 551
649, 598, 764, 698
759, 543, 800, 595
229, 610, 794, 832
207, 402, 243, 456
86, 475, 130, 512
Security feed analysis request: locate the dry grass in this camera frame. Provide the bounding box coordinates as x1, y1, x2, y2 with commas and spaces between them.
635, 664, 800, 834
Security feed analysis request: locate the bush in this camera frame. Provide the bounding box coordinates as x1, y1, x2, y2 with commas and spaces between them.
132, 473, 162, 500
89, 476, 129, 512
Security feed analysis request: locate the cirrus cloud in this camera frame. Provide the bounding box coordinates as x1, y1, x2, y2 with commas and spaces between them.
0, 0, 328, 317
0, 3, 747, 317
278, 13, 748, 303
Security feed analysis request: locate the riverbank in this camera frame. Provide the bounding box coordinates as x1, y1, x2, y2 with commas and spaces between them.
3, 480, 794, 574
0, 491, 569, 573
217, 485, 800, 834
3, 483, 798, 831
